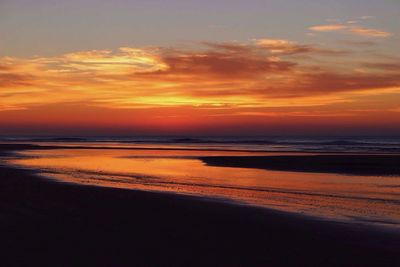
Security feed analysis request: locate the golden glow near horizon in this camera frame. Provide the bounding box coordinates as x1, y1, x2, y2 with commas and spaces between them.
1, 16, 400, 134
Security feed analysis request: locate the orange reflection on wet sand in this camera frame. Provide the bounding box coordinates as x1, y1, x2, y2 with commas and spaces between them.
9, 148, 400, 228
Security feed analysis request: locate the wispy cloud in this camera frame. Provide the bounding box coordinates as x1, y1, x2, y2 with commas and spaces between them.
255, 38, 348, 56
349, 27, 392, 37
362, 62, 400, 71
360, 16, 376, 20
338, 40, 377, 47
309, 18, 392, 38
309, 24, 347, 32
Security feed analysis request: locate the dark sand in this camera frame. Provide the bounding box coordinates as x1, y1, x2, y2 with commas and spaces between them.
1, 145, 400, 266
201, 155, 400, 176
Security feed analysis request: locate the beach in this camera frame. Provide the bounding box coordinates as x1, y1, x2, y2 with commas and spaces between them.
3, 0, 400, 265
1, 144, 400, 266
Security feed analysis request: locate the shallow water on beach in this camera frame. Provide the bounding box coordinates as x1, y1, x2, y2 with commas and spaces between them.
7, 147, 400, 228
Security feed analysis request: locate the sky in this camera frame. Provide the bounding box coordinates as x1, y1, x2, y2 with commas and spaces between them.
0, 0, 400, 136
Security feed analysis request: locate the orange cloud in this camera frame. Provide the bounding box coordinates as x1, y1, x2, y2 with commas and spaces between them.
153, 51, 294, 79
349, 27, 392, 37
256, 38, 348, 56
0, 41, 399, 121
309, 22, 392, 38
309, 24, 347, 32
363, 62, 400, 71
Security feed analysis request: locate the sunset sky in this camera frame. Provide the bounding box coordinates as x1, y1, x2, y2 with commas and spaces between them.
1, 0, 400, 136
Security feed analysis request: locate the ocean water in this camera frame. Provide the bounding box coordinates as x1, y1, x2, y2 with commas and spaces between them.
2, 136, 400, 153
2, 136, 400, 228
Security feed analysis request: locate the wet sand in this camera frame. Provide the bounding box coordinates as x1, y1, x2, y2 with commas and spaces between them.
1, 145, 400, 266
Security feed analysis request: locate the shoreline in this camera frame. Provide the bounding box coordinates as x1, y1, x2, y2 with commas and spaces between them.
2, 143, 400, 155
1, 146, 400, 266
